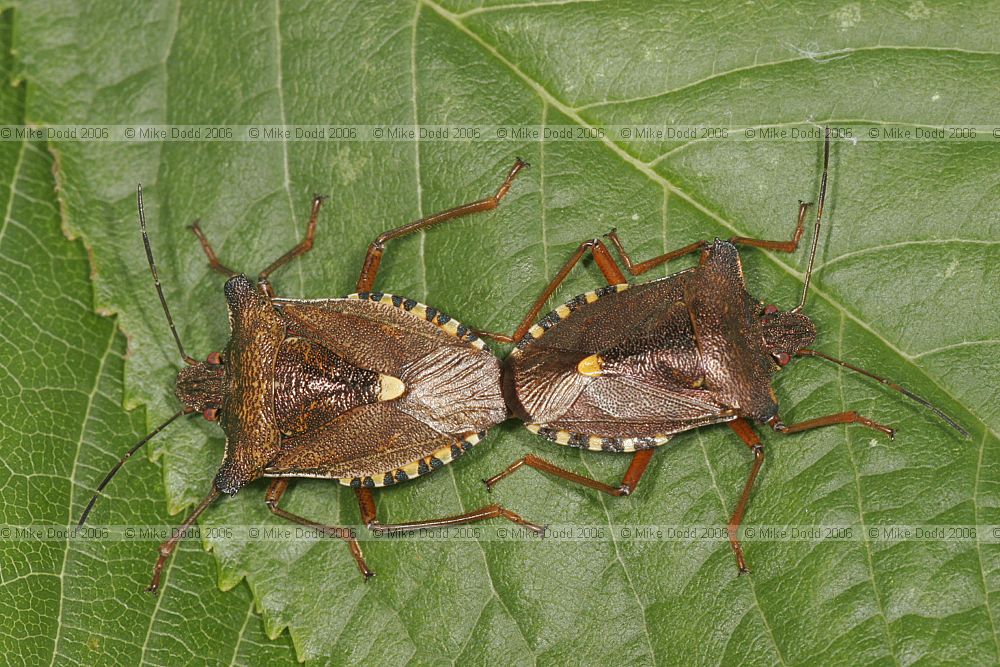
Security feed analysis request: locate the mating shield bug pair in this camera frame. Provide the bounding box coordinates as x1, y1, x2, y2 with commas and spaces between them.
81, 131, 968, 589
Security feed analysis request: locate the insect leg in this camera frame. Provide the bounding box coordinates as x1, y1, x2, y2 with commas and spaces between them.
147, 486, 221, 593
354, 487, 545, 535
257, 194, 328, 294
483, 449, 655, 497
768, 413, 895, 439
189, 221, 239, 277
794, 348, 968, 437
476, 237, 628, 344
265, 478, 374, 579
606, 230, 710, 276
616, 131, 829, 305
355, 158, 528, 292
728, 200, 811, 252
605, 201, 809, 278
725, 418, 764, 575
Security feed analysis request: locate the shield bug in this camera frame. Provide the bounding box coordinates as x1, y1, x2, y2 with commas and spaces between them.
478, 130, 969, 573
79, 160, 542, 592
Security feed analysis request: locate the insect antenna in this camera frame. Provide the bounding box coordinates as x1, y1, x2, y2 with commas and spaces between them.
137, 183, 198, 366
796, 348, 971, 439
77, 408, 193, 527
793, 126, 831, 313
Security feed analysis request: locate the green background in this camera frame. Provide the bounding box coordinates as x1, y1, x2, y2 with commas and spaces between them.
1, 1, 998, 665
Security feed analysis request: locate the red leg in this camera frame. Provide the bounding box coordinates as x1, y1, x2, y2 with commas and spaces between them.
768, 412, 895, 439
725, 418, 764, 575
189, 221, 238, 277
354, 487, 545, 535
606, 232, 708, 277
265, 478, 373, 579
484, 449, 655, 497
355, 159, 528, 292
730, 201, 810, 252
477, 237, 628, 344
257, 194, 327, 288
147, 486, 221, 593
793, 348, 968, 438
605, 200, 811, 278
189, 194, 327, 296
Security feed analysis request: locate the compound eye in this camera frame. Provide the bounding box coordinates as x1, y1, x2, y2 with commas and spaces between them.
774, 351, 791, 366
763, 304, 779, 316
206, 351, 222, 365
203, 407, 219, 421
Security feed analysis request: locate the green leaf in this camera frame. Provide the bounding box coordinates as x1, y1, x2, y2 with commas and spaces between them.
6, 1, 999, 664
0, 10, 297, 665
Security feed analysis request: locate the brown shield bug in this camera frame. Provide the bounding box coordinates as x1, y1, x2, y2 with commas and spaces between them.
478, 130, 969, 573
78, 160, 542, 592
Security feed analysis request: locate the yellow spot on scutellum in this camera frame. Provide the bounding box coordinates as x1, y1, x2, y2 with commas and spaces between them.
577, 354, 605, 377
378, 375, 406, 401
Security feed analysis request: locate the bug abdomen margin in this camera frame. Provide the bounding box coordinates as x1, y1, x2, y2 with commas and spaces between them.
525, 424, 672, 453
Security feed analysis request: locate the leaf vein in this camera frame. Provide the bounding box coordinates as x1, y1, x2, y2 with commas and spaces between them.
47, 304, 117, 667
693, 428, 788, 666
973, 429, 1000, 656
834, 312, 901, 666
579, 45, 1000, 112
